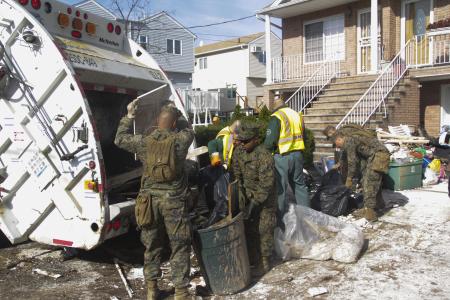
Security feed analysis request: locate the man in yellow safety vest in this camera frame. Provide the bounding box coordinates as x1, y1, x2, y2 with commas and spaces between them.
208, 120, 241, 170
264, 98, 309, 225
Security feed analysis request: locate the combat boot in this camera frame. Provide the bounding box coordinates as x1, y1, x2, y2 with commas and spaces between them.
174, 287, 191, 300
363, 207, 378, 222
146, 280, 159, 300
353, 207, 377, 222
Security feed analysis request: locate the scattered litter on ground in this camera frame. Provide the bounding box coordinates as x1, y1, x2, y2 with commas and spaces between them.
275, 205, 364, 263
114, 258, 133, 298
32, 268, 62, 279
1, 184, 449, 300
307, 286, 328, 297
126, 267, 144, 281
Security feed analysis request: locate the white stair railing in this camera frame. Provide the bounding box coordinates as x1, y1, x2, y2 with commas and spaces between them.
285, 58, 341, 113
337, 40, 412, 128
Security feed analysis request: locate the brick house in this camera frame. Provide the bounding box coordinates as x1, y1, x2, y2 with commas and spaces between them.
258, 0, 450, 158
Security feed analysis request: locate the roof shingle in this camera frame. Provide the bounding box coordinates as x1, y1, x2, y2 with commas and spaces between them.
195, 32, 264, 55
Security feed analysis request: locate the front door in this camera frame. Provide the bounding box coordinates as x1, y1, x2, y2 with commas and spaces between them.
358, 10, 372, 73
405, 0, 431, 65
441, 85, 450, 128
357, 9, 381, 73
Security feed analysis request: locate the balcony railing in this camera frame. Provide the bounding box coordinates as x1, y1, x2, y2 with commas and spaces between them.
271, 51, 341, 83
408, 31, 450, 67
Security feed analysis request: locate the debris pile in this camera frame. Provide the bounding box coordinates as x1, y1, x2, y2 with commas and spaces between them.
377, 125, 448, 187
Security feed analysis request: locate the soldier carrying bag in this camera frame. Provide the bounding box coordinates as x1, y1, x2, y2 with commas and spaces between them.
135, 192, 152, 228
371, 151, 391, 174
145, 134, 177, 183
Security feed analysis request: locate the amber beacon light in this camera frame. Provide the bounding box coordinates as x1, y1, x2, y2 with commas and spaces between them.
57, 13, 70, 28
85, 22, 96, 35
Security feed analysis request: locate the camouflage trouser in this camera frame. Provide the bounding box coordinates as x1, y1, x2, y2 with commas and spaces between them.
244, 206, 276, 265
361, 161, 383, 209
140, 195, 191, 288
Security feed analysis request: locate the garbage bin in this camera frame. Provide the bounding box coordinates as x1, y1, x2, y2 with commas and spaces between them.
195, 212, 251, 295
383, 160, 423, 191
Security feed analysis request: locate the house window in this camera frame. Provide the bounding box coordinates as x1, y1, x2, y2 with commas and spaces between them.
304, 15, 345, 63
167, 39, 182, 55
258, 51, 267, 64
198, 57, 207, 69
139, 35, 148, 50
226, 84, 237, 99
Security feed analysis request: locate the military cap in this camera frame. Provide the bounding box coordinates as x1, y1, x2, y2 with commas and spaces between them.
236, 122, 259, 141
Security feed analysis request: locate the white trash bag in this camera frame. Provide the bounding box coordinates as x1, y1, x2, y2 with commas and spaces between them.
274, 205, 364, 263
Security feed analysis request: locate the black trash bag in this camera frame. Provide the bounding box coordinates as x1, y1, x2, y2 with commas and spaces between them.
198, 166, 230, 228
319, 185, 351, 217
348, 192, 364, 211
312, 169, 352, 217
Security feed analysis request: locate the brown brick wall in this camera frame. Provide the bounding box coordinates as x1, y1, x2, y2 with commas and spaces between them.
381, 0, 402, 60
386, 77, 421, 128
435, 0, 450, 21
420, 80, 450, 136
280, 0, 409, 76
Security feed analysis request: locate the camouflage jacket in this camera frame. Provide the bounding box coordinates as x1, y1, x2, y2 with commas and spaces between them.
232, 144, 276, 208
344, 135, 389, 179
336, 124, 377, 139
114, 117, 194, 196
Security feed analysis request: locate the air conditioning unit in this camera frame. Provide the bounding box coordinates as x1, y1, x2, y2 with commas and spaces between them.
250, 46, 263, 53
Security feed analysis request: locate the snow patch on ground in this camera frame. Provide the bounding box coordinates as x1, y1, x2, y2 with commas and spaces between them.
229, 183, 450, 299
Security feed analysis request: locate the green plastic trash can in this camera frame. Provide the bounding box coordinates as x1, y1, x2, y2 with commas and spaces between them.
195, 212, 251, 295
383, 160, 423, 191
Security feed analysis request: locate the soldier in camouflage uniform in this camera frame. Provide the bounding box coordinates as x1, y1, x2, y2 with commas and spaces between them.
114, 100, 194, 300
333, 130, 390, 221
232, 122, 277, 277
323, 124, 376, 180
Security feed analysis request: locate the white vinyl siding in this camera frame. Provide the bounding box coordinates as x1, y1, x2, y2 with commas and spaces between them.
198, 57, 207, 69
304, 14, 345, 63
131, 13, 194, 74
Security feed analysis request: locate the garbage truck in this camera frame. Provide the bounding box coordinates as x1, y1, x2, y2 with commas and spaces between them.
0, 0, 191, 249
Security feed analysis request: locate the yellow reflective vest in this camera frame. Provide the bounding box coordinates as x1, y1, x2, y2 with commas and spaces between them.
216, 126, 235, 165
271, 107, 305, 154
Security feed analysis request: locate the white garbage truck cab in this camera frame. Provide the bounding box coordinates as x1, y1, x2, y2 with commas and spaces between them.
0, 0, 189, 249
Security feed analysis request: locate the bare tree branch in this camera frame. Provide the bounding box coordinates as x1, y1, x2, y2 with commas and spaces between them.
108, 0, 151, 36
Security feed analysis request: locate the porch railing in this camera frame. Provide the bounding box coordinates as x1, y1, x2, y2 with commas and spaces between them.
285, 58, 341, 113
408, 31, 450, 67
337, 40, 411, 127
271, 51, 339, 83
179, 89, 220, 126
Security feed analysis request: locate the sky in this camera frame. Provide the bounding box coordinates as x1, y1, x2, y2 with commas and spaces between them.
64, 0, 279, 45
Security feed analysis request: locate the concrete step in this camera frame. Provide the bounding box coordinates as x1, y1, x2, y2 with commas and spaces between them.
313, 151, 335, 162
304, 113, 347, 122
305, 118, 384, 128
305, 107, 354, 115
332, 75, 377, 84
326, 80, 373, 89
305, 112, 385, 122
315, 144, 334, 153
316, 94, 362, 102
310, 101, 357, 109
323, 87, 368, 96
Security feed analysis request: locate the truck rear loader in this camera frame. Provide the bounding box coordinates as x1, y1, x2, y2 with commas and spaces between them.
0, 0, 190, 249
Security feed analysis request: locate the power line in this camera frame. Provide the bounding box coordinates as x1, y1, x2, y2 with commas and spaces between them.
195, 33, 241, 37
139, 15, 255, 31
